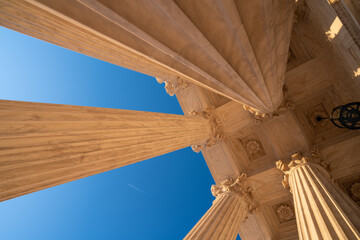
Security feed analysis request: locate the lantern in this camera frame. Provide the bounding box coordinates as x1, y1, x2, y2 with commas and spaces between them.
330, 102, 360, 130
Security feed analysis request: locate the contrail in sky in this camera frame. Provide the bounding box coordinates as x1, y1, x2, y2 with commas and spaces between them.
128, 184, 145, 194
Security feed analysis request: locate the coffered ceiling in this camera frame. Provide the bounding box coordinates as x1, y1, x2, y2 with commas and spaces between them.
175, 3, 360, 238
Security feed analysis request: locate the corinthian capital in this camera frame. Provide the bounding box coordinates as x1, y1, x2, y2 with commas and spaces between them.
211, 174, 257, 214
276, 147, 330, 190
156, 76, 187, 96
190, 106, 225, 152
243, 85, 295, 123
242, 105, 270, 123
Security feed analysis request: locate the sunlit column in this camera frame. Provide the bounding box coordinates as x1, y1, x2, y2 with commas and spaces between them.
0, 0, 296, 113
276, 148, 360, 239
184, 174, 257, 240
0, 100, 211, 201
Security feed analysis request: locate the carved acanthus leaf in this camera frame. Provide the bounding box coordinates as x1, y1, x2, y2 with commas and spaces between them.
243, 85, 295, 123
242, 105, 271, 123
156, 77, 187, 96
276, 147, 330, 190
190, 106, 225, 152
191, 144, 202, 153
211, 174, 257, 214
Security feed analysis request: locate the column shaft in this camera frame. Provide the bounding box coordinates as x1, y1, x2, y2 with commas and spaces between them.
0, 100, 210, 201
184, 174, 255, 240
277, 151, 360, 240
290, 163, 360, 239
184, 194, 247, 240
0, 0, 295, 112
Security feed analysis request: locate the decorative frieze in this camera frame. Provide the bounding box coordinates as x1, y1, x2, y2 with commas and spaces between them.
190, 106, 225, 152
156, 76, 187, 96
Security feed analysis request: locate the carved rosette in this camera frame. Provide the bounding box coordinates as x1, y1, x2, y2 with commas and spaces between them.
190, 106, 225, 152
276, 204, 295, 221
276, 147, 330, 191
156, 77, 187, 96
246, 140, 260, 154
211, 174, 257, 214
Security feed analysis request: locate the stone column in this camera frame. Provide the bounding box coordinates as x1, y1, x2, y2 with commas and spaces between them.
0, 0, 295, 113
184, 174, 256, 240
276, 148, 360, 239
0, 100, 211, 202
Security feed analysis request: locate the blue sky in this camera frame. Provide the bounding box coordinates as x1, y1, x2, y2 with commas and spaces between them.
0, 26, 223, 240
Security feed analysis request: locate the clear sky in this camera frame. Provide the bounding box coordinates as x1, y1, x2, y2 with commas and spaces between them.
0, 26, 239, 240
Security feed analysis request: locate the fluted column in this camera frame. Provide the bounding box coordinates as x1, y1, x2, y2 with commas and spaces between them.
0, 100, 211, 202
0, 0, 295, 113
184, 174, 256, 240
276, 149, 360, 240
